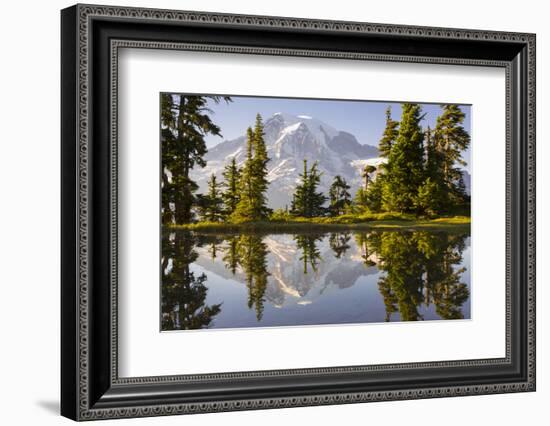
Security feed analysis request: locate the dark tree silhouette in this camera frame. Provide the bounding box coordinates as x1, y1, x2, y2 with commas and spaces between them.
329, 232, 351, 258
294, 233, 323, 274
161, 231, 222, 330
291, 160, 327, 217
328, 175, 351, 216
222, 236, 240, 275
358, 230, 469, 322
236, 234, 270, 321
161, 94, 230, 224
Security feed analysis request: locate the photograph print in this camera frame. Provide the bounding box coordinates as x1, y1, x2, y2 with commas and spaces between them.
160, 94, 472, 331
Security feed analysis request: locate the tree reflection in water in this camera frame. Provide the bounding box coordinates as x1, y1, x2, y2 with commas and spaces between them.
294, 233, 323, 274
161, 232, 222, 330
236, 235, 270, 321
356, 231, 470, 321
329, 232, 351, 259
161, 229, 470, 330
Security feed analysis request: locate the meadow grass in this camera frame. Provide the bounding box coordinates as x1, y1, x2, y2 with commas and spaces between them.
166, 213, 471, 234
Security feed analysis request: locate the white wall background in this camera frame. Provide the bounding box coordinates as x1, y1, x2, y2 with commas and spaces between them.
0, 0, 546, 424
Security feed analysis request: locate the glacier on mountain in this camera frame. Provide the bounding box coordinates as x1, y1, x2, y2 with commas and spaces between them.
191, 112, 379, 208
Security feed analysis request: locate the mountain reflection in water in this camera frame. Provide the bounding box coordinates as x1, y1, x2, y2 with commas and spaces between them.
161, 229, 470, 331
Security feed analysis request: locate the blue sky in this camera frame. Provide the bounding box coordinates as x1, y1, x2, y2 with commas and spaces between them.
200, 95, 471, 171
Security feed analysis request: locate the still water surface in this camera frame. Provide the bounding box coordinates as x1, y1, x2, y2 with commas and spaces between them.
161, 229, 470, 330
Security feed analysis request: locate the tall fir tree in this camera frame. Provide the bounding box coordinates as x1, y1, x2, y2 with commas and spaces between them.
416, 126, 447, 215
382, 103, 425, 213
328, 175, 351, 216
250, 114, 271, 219
307, 162, 327, 217
221, 157, 241, 216
231, 128, 255, 222
355, 106, 398, 214
291, 160, 326, 217
200, 174, 224, 222
230, 115, 271, 222
378, 106, 400, 158
290, 160, 309, 216
432, 104, 471, 208
161, 94, 231, 224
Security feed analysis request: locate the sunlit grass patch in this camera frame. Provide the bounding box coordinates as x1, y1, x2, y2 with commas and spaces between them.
166, 214, 470, 234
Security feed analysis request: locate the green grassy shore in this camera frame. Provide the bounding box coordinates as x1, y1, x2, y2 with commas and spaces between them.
166, 213, 471, 234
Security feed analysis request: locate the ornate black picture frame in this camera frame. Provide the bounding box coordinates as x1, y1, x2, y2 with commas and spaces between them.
61, 4, 535, 421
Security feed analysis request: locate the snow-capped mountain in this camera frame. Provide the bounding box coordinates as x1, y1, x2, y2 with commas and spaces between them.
190, 112, 379, 208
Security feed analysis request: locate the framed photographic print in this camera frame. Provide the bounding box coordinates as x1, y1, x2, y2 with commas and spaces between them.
61, 4, 536, 421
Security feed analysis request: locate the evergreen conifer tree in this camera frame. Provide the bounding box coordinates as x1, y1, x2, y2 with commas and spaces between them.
354, 105, 397, 214
432, 104, 471, 208
328, 175, 351, 216
291, 160, 326, 217
307, 162, 327, 217
355, 164, 378, 212
200, 174, 224, 222
416, 126, 447, 215
250, 114, 271, 219
365, 178, 384, 212
231, 128, 256, 222
378, 106, 399, 158
290, 160, 309, 216
230, 115, 271, 222
161, 94, 231, 224
221, 157, 241, 216
382, 103, 425, 213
